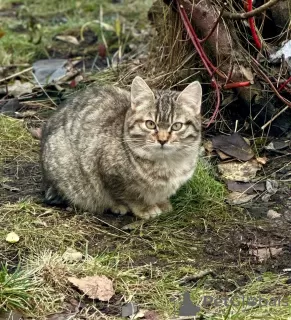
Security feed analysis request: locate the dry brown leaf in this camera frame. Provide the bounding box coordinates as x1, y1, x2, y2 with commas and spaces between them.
226, 191, 257, 205
68, 275, 114, 301
250, 247, 283, 262
240, 65, 254, 84
212, 133, 254, 161
8, 80, 33, 97
216, 150, 232, 160
56, 35, 79, 45
256, 156, 267, 165
203, 140, 213, 153
226, 180, 265, 194
218, 159, 261, 182
267, 209, 281, 219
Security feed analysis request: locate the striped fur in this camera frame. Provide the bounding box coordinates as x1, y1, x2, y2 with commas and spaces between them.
40, 76, 202, 220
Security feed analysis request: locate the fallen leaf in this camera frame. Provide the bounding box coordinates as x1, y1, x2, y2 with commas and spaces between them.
226, 192, 257, 205
267, 209, 281, 219
218, 159, 261, 182
256, 156, 267, 165
133, 309, 149, 319
212, 132, 254, 161
68, 275, 114, 301
56, 35, 79, 45
0, 99, 22, 116
266, 179, 279, 195
216, 150, 232, 160
33, 59, 79, 85
121, 302, 138, 317
240, 65, 254, 84
203, 140, 213, 153
8, 80, 33, 97
62, 247, 83, 262
250, 246, 283, 262
6, 232, 20, 243
265, 140, 290, 151
226, 181, 265, 194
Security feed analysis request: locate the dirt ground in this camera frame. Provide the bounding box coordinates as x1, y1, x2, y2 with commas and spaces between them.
0, 0, 291, 319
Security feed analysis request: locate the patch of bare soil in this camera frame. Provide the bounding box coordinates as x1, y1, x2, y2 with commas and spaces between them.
1, 161, 42, 204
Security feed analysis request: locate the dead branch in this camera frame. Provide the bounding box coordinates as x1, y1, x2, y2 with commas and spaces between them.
222, 0, 281, 20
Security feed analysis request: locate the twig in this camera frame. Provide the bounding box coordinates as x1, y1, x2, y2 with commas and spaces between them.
278, 75, 291, 91
261, 105, 289, 130
0, 67, 33, 83
222, 0, 281, 20
252, 59, 291, 108
31, 72, 58, 107
179, 270, 215, 284
223, 81, 250, 89
247, 0, 262, 49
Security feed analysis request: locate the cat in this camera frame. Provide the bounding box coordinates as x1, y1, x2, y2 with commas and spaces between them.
40, 76, 202, 219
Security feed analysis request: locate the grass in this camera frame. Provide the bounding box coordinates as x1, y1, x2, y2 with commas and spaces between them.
0, 264, 35, 312
0, 115, 38, 165
0, 0, 153, 65
0, 85, 290, 320
1, 0, 291, 319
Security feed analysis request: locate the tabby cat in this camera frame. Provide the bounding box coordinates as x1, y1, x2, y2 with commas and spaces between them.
40, 76, 202, 219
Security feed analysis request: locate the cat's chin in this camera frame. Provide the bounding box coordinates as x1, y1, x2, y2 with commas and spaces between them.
133, 144, 178, 161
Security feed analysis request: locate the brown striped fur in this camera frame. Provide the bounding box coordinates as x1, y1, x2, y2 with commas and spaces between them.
40, 76, 202, 219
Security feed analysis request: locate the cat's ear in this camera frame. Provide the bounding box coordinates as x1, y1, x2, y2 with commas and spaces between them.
176, 81, 202, 115
131, 76, 154, 110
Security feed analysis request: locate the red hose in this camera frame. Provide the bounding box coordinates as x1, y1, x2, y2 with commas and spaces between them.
248, 0, 262, 49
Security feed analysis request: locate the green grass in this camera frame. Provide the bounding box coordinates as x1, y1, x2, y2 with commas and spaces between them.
0, 115, 38, 166
0, 264, 35, 312
0, 0, 153, 65
1, 0, 290, 318
0, 114, 289, 318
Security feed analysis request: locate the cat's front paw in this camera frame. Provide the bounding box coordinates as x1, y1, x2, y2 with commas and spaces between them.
131, 205, 162, 220
110, 205, 129, 215
157, 201, 173, 213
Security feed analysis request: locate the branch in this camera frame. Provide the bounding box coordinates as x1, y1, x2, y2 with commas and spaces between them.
222, 0, 281, 20
251, 57, 291, 109
247, 0, 262, 49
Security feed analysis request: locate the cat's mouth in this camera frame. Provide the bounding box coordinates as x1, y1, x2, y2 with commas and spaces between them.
153, 143, 173, 151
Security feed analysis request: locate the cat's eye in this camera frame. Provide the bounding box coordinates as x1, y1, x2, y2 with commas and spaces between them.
145, 120, 156, 130
171, 122, 183, 131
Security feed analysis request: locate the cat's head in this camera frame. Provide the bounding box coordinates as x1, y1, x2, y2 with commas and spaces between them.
125, 76, 202, 160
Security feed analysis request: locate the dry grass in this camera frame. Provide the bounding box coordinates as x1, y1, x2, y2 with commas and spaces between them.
1, 1, 291, 319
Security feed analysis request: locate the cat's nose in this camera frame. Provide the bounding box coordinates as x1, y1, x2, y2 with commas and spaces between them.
158, 139, 168, 146
157, 130, 169, 146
